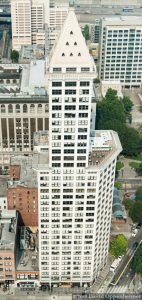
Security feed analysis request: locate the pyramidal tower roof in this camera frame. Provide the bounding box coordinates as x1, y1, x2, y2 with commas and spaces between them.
49, 8, 94, 69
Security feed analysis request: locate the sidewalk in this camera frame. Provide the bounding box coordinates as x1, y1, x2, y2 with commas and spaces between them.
90, 256, 114, 293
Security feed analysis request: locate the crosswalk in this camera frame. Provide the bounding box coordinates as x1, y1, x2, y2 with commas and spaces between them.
106, 284, 128, 294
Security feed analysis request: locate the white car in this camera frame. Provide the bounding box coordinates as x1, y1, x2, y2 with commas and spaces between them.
118, 256, 123, 261
132, 228, 138, 237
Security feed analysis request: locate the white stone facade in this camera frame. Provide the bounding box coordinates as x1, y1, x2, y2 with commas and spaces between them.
0, 101, 48, 153
38, 9, 122, 287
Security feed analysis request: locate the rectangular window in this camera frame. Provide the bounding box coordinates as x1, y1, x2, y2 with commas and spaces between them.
80, 82, 90, 86
53, 68, 61, 72
52, 82, 62, 87
66, 68, 76, 72
52, 90, 62, 95
65, 82, 77, 87
81, 68, 90, 72
64, 163, 74, 167
65, 90, 76, 95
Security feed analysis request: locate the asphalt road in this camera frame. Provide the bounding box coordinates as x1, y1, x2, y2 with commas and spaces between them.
106, 266, 134, 293
76, 5, 142, 23
110, 226, 142, 286
2, 31, 10, 58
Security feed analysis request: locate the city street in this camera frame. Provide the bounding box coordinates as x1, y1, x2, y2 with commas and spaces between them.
110, 226, 142, 286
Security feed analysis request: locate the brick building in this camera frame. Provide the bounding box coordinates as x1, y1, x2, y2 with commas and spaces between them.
8, 165, 21, 181
7, 156, 38, 227
7, 185, 38, 226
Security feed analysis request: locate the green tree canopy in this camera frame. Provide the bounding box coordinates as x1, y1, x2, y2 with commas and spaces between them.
83, 24, 90, 40
131, 244, 142, 275
123, 199, 134, 211
122, 96, 133, 113
110, 234, 128, 258
129, 201, 142, 223
135, 187, 142, 201
10, 49, 19, 63
96, 88, 142, 157
136, 163, 142, 176
116, 161, 124, 171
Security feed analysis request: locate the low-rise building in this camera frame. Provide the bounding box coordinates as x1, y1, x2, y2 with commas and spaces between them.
15, 226, 39, 288
0, 61, 49, 164
7, 156, 38, 226
0, 178, 7, 211
0, 210, 18, 285
19, 45, 45, 64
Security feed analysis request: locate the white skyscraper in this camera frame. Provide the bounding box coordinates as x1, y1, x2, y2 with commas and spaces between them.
38, 8, 122, 288
11, 0, 49, 51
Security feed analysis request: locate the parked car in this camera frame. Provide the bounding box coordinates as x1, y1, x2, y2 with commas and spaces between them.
132, 242, 139, 250
132, 230, 138, 237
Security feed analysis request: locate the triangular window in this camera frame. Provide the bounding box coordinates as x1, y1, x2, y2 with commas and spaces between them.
78, 53, 81, 56
70, 53, 73, 56
66, 42, 69, 45
62, 53, 65, 56
74, 42, 77, 45
70, 31, 73, 35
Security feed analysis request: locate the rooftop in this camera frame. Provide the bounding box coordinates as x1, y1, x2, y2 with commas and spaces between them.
20, 60, 48, 96
0, 210, 17, 251
16, 226, 39, 272
0, 59, 48, 97
0, 177, 8, 196
88, 130, 122, 169
9, 156, 38, 188
102, 16, 142, 26
19, 44, 45, 62
34, 131, 49, 146
113, 188, 124, 219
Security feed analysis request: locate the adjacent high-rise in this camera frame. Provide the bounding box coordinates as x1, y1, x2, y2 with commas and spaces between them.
99, 16, 142, 88
11, 0, 49, 50
38, 8, 122, 288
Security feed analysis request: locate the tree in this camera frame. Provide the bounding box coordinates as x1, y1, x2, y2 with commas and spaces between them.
110, 234, 128, 258
83, 24, 90, 40
139, 105, 142, 113
136, 163, 142, 176
96, 88, 142, 157
114, 181, 122, 189
123, 199, 134, 211
135, 187, 142, 201
131, 244, 142, 274
129, 201, 142, 222
116, 161, 124, 171
105, 88, 119, 102
119, 126, 142, 156
10, 49, 19, 63
122, 96, 133, 113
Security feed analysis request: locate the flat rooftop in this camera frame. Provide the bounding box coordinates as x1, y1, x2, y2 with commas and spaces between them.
9, 156, 38, 188
0, 94, 48, 103
20, 44, 44, 61
34, 131, 49, 146
0, 177, 8, 196
0, 210, 17, 251
16, 226, 39, 272
88, 130, 122, 169
102, 16, 142, 26
21, 60, 47, 96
